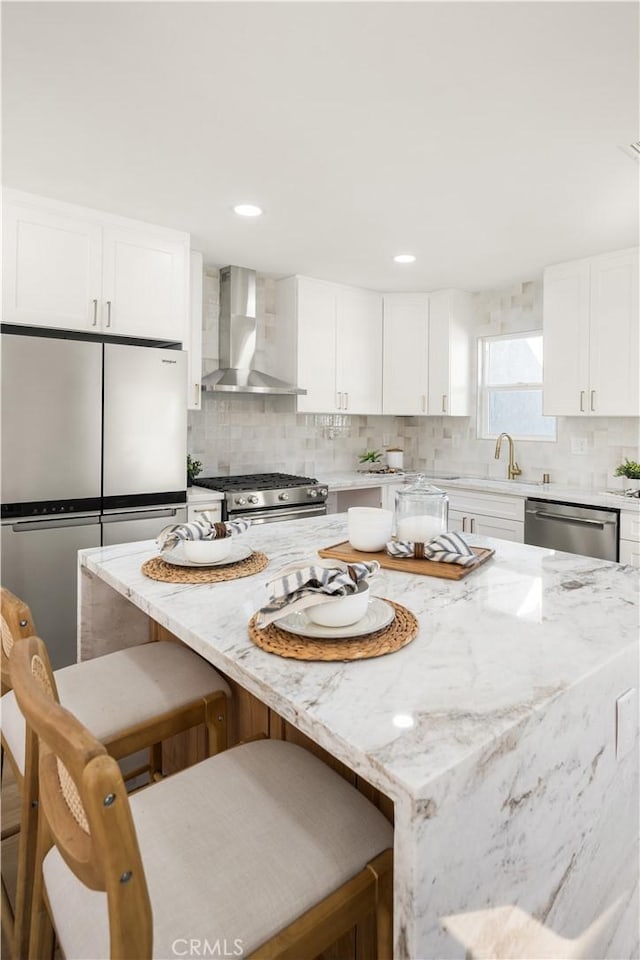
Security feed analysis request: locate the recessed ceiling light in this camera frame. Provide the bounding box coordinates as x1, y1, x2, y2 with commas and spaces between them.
233, 203, 263, 217
394, 254, 416, 264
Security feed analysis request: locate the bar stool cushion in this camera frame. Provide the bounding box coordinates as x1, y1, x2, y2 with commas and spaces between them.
42, 739, 394, 959
1, 641, 231, 775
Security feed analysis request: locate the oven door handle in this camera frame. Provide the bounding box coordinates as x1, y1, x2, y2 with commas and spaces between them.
229, 504, 327, 525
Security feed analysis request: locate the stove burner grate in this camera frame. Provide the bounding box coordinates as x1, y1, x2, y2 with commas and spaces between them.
197, 473, 318, 493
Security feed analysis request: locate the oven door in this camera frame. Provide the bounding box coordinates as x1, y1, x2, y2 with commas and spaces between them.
229, 503, 327, 525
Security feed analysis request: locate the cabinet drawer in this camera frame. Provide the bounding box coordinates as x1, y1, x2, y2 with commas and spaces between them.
620, 512, 640, 542
444, 490, 524, 522
187, 501, 222, 523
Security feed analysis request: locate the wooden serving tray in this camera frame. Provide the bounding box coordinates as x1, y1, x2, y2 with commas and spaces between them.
318, 541, 494, 580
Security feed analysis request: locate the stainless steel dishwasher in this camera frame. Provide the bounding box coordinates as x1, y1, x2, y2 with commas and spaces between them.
524, 499, 619, 561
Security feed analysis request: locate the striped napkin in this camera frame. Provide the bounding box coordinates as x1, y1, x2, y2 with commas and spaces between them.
157, 516, 250, 553
256, 558, 380, 628
386, 530, 477, 566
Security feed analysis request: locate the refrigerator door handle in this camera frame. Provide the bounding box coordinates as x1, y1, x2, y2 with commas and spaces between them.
8, 516, 100, 532
101, 508, 182, 524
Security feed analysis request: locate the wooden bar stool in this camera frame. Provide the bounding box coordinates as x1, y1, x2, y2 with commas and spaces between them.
12, 634, 394, 960
0, 586, 231, 960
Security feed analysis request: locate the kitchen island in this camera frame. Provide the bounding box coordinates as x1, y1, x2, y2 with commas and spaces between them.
78, 515, 639, 960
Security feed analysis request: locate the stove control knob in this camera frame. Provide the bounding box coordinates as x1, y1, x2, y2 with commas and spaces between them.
248, 495, 259, 504
309, 489, 318, 498
278, 492, 289, 501
236, 497, 247, 506
319, 487, 328, 497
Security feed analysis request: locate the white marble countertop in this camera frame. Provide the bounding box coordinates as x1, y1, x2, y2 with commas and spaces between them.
79, 514, 638, 803
79, 515, 640, 958
318, 470, 640, 512
187, 485, 225, 503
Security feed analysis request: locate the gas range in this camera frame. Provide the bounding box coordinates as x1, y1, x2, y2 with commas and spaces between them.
196, 473, 329, 524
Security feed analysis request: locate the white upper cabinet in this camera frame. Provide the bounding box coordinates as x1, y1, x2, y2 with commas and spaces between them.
3, 197, 103, 331
383, 290, 472, 416
428, 289, 472, 416
543, 248, 639, 416
3, 190, 189, 343
335, 286, 383, 414
278, 276, 382, 414
382, 294, 429, 414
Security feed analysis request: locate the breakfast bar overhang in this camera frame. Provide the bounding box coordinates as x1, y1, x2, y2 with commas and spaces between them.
77, 514, 639, 960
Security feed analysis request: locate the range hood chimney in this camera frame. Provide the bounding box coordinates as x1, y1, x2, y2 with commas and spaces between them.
201, 265, 305, 395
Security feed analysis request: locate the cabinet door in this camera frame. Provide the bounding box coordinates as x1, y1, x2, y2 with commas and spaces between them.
589, 249, 639, 416
187, 251, 203, 411
336, 287, 382, 414
296, 278, 339, 413
101, 225, 188, 341
619, 539, 640, 567
543, 259, 590, 415
3, 195, 102, 331
382, 294, 429, 414
428, 289, 471, 416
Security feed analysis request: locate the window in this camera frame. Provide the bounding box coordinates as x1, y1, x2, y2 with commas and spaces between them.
478, 333, 556, 440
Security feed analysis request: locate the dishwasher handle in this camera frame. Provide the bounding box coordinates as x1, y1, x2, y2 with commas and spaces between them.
526, 509, 615, 528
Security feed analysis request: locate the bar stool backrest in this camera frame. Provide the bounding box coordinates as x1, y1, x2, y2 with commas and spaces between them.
11, 635, 153, 959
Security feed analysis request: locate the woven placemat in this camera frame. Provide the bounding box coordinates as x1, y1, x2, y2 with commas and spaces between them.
247, 600, 418, 661
142, 551, 268, 584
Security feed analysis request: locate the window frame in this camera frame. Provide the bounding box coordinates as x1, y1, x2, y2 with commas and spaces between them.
477, 331, 557, 442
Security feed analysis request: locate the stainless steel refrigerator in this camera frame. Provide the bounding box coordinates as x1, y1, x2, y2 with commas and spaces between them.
1, 328, 187, 667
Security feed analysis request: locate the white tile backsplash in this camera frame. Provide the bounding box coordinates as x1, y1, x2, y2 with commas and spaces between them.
189, 274, 640, 488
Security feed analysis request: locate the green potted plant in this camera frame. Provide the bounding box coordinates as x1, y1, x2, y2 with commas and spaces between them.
358, 450, 382, 464
187, 454, 203, 486
614, 458, 640, 490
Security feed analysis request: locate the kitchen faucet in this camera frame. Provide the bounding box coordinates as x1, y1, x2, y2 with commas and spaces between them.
494, 432, 522, 480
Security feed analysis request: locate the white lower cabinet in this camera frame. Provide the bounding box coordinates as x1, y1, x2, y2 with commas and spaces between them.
443, 489, 525, 543
619, 512, 640, 567
187, 500, 222, 523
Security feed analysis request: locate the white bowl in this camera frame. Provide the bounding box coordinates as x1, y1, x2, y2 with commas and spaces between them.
307, 582, 370, 627
183, 538, 232, 564
348, 507, 393, 552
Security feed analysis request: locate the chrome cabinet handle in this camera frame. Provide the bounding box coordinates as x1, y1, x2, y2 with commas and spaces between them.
106, 300, 112, 328
336, 392, 342, 409
442, 394, 447, 413
344, 392, 349, 410
421, 394, 426, 413
590, 390, 596, 412
461, 516, 466, 532
194, 384, 200, 405
470, 518, 475, 533
579, 390, 585, 412
91, 299, 98, 326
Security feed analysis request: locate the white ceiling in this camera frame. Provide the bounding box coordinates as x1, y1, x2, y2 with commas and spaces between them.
2, 1, 638, 292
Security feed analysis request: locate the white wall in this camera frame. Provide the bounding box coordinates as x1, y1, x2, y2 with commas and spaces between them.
188, 273, 640, 489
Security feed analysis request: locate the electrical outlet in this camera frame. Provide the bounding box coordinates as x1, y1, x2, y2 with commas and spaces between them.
616, 688, 638, 761
571, 437, 588, 455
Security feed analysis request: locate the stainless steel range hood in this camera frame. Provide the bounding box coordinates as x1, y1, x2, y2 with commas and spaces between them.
201, 265, 305, 395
